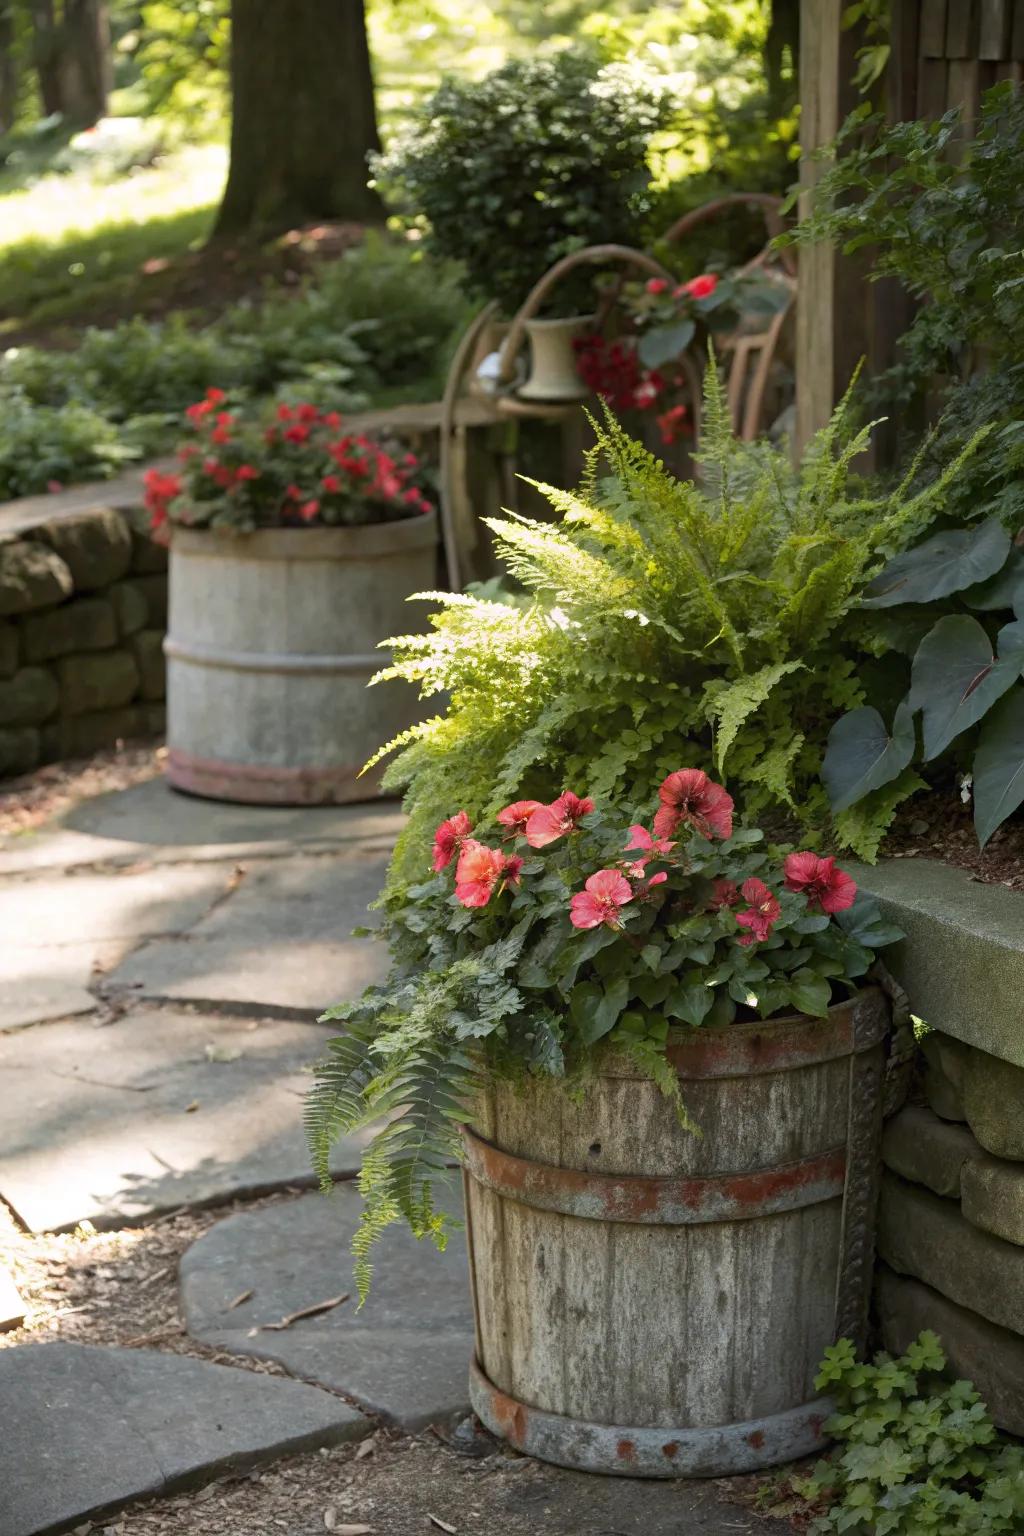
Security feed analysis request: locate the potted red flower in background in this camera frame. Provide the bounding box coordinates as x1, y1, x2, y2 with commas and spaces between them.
145, 392, 438, 805
307, 769, 902, 1478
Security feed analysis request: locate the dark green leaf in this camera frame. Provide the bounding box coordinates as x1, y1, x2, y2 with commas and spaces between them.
909, 616, 1024, 760
822, 700, 916, 813
974, 685, 1024, 847
664, 980, 713, 1027
790, 970, 832, 1017
863, 519, 1010, 607
962, 547, 1024, 613
637, 318, 695, 369
578, 977, 629, 1045
836, 892, 904, 948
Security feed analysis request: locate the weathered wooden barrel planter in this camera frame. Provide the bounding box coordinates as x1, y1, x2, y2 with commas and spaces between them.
164, 511, 437, 805
464, 988, 888, 1478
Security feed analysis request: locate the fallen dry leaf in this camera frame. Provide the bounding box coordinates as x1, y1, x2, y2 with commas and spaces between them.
258, 1293, 349, 1331
355, 1437, 376, 1460
428, 1517, 457, 1534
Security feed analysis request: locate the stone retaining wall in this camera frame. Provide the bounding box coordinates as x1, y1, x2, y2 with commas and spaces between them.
853, 858, 1024, 1436
0, 505, 166, 778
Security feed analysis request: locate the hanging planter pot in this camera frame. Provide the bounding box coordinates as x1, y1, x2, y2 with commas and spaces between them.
517, 315, 595, 403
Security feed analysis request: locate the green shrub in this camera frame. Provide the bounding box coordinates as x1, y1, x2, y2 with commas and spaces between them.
805, 1333, 1024, 1534
0, 388, 137, 500
373, 49, 670, 316
370, 366, 980, 877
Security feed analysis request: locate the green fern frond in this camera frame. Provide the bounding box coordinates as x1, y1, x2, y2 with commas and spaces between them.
705, 661, 804, 774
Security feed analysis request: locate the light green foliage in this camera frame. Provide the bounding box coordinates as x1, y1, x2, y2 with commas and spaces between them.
373, 365, 980, 873
805, 1332, 1024, 1534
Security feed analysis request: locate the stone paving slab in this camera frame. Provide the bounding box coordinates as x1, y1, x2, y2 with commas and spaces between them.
105, 848, 390, 1014
0, 860, 232, 1030
0, 1007, 377, 1231
0, 1341, 366, 1536
0, 777, 404, 875
181, 1189, 474, 1430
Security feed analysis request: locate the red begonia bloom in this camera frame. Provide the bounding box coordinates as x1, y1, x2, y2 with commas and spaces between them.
497, 800, 544, 836
654, 769, 734, 841
525, 791, 595, 849
504, 854, 524, 886
646, 277, 669, 295
284, 425, 310, 445
455, 839, 510, 907
235, 464, 259, 482
322, 474, 342, 493
299, 499, 320, 522
709, 877, 740, 911
783, 852, 857, 914
432, 810, 472, 872
277, 403, 294, 422
735, 877, 781, 946
205, 387, 226, 404
657, 403, 688, 446
569, 869, 633, 930
684, 274, 718, 300
297, 403, 320, 423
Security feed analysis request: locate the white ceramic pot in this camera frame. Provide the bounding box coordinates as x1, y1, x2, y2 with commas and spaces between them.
517, 315, 594, 403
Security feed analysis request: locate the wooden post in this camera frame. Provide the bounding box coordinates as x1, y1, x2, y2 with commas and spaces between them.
794, 0, 870, 458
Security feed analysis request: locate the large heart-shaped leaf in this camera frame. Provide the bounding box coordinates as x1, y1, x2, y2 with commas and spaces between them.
909, 616, 1024, 760
637, 318, 695, 370
974, 686, 1024, 847
822, 700, 916, 813
963, 547, 1024, 614
863, 519, 1010, 608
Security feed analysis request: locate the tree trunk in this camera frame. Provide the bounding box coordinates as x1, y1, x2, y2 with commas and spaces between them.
0, 2, 17, 133
213, 0, 383, 240
29, 0, 62, 115
58, 0, 110, 126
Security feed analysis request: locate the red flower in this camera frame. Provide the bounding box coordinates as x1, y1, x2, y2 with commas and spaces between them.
297, 403, 320, 423
205, 387, 227, 404
783, 852, 857, 914
633, 375, 664, 409
455, 839, 511, 908
684, 273, 718, 300
284, 425, 310, 445
525, 791, 595, 849
646, 277, 669, 295
322, 474, 342, 494
143, 468, 182, 505
657, 403, 688, 446
569, 869, 633, 930
298, 499, 320, 522
624, 824, 675, 858
432, 810, 472, 872
497, 799, 544, 836
211, 426, 231, 444
186, 399, 214, 424
653, 769, 734, 841
323, 411, 343, 429
504, 854, 524, 886
735, 878, 781, 946
709, 877, 740, 912
235, 464, 259, 482
277, 403, 295, 422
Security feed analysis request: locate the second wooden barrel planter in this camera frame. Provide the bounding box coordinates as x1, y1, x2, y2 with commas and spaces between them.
164, 511, 438, 805
463, 988, 888, 1478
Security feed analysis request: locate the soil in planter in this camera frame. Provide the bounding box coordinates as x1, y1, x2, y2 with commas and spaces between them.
881, 790, 1024, 893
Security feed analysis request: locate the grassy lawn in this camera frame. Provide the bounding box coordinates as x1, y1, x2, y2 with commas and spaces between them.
0, 144, 225, 335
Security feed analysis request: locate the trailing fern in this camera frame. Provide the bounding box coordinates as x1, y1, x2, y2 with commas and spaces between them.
370, 365, 981, 875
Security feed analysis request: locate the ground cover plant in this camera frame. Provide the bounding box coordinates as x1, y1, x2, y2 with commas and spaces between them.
804, 1332, 1024, 1533
368, 365, 982, 876
307, 768, 900, 1293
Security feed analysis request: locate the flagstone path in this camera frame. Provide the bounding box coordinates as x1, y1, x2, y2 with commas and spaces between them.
0, 768, 796, 1536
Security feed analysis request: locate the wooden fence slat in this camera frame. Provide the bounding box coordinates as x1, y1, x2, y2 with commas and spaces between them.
1012, 0, 1024, 54
921, 0, 950, 53
945, 0, 978, 56
994, 55, 1024, 76
947, 56, 983, 122
919, 55, 952, 116
978, 0, 1011, 55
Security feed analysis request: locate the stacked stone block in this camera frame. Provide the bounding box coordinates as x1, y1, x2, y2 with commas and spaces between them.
878, 1056, 1024, 1436
0, 505, 166, 777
